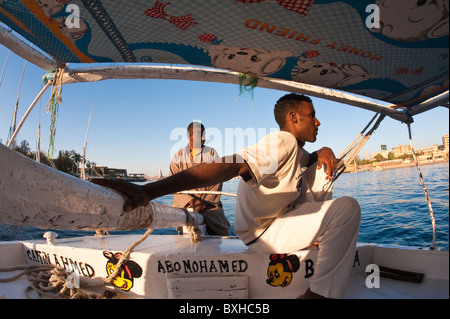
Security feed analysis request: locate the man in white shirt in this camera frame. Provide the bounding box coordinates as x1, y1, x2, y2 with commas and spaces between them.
93, 93, 361, 299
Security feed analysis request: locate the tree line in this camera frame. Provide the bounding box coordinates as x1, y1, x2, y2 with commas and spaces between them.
10, 139, 96, 176
9, 139, 418, 175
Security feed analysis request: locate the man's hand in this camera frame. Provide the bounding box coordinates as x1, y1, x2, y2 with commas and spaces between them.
91, 179, 150, 212
188, 197, 214, 212
316, 147, 337, 179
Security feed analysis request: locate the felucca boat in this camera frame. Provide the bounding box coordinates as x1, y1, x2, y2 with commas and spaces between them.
0, 0, 448, 299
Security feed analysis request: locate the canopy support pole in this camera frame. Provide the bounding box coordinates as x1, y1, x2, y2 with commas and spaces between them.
0, 24, 57, 72
59, 65, 414, 123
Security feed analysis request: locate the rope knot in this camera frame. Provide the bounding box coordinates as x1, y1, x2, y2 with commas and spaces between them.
183, 209, 203, 243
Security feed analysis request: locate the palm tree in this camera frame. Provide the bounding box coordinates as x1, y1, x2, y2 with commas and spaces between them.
70, 151, 82, 174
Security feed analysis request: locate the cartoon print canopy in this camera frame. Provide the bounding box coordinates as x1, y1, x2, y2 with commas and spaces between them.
0, 0, 448, 108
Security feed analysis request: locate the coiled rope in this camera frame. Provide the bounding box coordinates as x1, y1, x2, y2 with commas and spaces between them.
0, 265, 113, 299
0, 208, 201, 299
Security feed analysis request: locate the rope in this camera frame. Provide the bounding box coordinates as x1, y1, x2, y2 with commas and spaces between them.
407, 123, 437, 250
336, 113, 379, 162
104, 228, 154, 285
0, 205, 202, 298
0, 229, 162, 298
183, 209, 202, 243
177, 190, 237, 197
332, 114, 437, 249
104, 209, 201, 286
0, 265, 112, 299
333, 114, 385, 182
47, 67, 65, 157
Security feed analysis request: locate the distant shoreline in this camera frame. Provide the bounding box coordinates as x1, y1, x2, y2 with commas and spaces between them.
348, 159, 449, 173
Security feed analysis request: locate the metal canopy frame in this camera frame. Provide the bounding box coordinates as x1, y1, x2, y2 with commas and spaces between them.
1, 23, 448, 126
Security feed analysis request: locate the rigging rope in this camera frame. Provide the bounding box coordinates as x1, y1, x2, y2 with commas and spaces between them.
407, 123, 437, 250
177, 190, 237, 197
0, 265, 113, 299
336, 113, 379, 163
46, 67, 65, 157
332, 113, 386, 182
332, 113, 437, 250
92, 209, 200, 291
104, 227, 154, 287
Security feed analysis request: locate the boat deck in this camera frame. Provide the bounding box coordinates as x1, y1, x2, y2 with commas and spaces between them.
343, 274, 448, 299
2, 267, 448, 299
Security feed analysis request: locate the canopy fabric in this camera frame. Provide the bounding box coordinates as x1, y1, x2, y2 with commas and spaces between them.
0, 0, 448, 108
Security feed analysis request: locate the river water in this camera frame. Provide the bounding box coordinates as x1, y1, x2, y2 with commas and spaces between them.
1, 162, 448, 250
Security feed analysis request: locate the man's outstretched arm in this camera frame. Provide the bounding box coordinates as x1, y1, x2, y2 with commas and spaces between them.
92, 155, 249, 212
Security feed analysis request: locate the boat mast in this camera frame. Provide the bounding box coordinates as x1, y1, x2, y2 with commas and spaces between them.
35, 86, 42, 163
81, 103, 94, 180
6, 82, 51, 148
0, 49, 10, 89
7, 59, 27, 145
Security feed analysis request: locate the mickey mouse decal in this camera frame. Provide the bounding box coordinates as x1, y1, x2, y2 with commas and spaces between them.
266, 254, 300, 287
103, 251, 143, 291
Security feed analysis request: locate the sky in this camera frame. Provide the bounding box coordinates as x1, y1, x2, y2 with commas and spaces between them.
1, 45, 449, 177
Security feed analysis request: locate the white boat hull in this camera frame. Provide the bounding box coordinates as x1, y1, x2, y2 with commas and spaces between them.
1, 234, 448, 299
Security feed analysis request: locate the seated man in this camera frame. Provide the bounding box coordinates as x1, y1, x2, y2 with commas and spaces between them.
93, 93, 361, 299
170, 122, 230, 236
